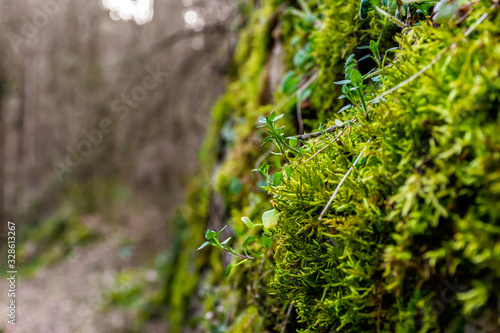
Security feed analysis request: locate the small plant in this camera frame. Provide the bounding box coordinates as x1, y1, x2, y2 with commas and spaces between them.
335, 54, 372, 120
336, 37, 398, 120
198, 210, 279, 277
356, 35, 398, 71
257, 111, 304, 164
359, 0, 436, 28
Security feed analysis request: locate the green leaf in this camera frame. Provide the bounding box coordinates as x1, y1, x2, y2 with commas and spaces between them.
335, 119, 344, 127
220, 237, 232, 245
205, 229, 217, 242
350, 69, 363, 85
274, 155, 282, 169
289, 137, 298, 147
260, 234, 273, 248
243, 235, 257, 255
357, 54, 371, 62
197, 241, 210, 251
241, 217, 255, 230
216, 225, 227, 238
339, 104, 352, 113
355, 156, 367, 168
243, 235, 257, 249
258, 117, 266, 124
262, 209, 278, 229
293, 48, 309, 69
345, 53, 356, 67
273, 172, 282, 186
369, 38, 380, 54
334, 79, 351, 85
282, 70, 300, 95
274, 113, 284, 121
225, 264, 233, 277
285, 166, 292, 178
300, 88, 312, 101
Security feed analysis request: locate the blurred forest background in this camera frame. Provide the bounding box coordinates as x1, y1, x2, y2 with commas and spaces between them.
0, 0, 236, 331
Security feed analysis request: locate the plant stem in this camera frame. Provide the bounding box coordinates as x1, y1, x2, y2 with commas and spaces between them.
222, 245, 254, 260
357, 87, 369, 117
374, 6, 405, 28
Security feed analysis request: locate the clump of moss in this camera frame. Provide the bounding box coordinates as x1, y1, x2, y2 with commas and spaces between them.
270, 2, 500, 332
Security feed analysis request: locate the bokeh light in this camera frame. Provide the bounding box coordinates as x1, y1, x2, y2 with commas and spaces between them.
101, 0, 154, 25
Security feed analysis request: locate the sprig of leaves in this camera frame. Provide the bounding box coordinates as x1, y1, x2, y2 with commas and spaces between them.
198, 210, 279, 277
335, 54, 370, 118
336, 37, 399, 120
258, 111, 303, 164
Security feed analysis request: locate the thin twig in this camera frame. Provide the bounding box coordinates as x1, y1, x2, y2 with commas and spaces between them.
305, 144, 330, 162
305, 125, 349, 162
375, 6, 405, 28
281, 303, 294, 333
368, 47, 448, 104
296, 118, 354, 140
255, 144, 274, 170
318, 139, 371, 220
222, 245, 254, 260
464, 11, 490, 37
270, 71, 319, 120
296, 72, 320, 135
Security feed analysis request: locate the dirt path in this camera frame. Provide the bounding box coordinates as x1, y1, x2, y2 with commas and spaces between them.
0, 213, 162, 333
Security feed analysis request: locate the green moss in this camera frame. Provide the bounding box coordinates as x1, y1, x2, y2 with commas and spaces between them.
136, 1, 500, 332
270, 3, 500, 331
228, 306, 264, 333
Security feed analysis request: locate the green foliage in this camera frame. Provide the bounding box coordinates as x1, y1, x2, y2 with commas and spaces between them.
268, 2, 500, 331
258, 111, 302, 164
177, 0, 500, 332
198, 211, 278, 277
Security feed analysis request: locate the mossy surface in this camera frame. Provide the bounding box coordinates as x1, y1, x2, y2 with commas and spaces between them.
270, 2, 500, 332
130, 1, 500, 332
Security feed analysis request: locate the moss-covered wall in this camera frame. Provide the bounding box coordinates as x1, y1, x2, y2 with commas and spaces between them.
129, 1, 500, 332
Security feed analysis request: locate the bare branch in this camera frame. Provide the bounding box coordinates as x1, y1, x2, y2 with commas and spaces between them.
318, 138, 371, 220
295, 118, 354, 141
